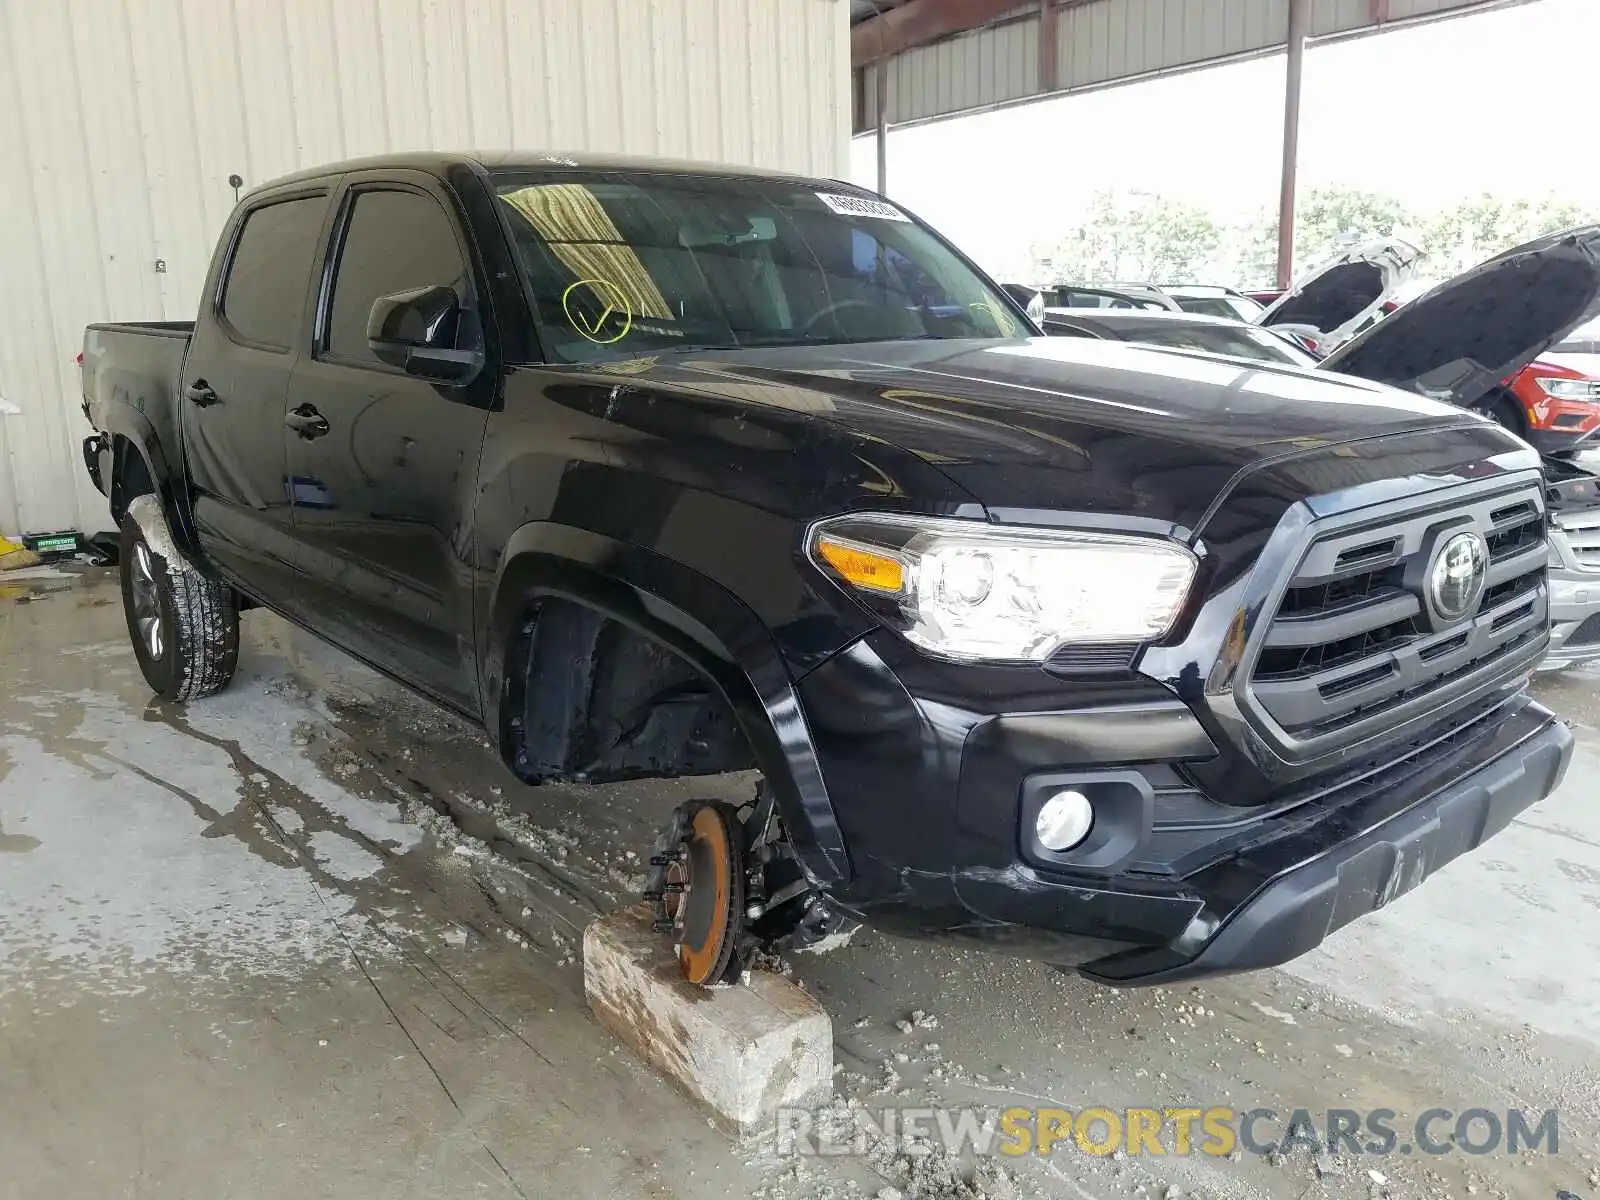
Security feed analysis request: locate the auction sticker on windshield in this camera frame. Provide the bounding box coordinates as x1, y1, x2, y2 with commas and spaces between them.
816, 192, 909, 222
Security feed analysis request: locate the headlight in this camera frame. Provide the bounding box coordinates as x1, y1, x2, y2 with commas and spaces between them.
807, 514, 1198, 662
1536, 376, 1600, 401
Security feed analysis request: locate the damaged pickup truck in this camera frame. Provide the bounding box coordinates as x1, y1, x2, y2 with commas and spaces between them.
81, 153, 1599, 987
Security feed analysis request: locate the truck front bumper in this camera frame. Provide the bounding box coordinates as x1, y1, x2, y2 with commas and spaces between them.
795, 630, 1571, 984
1080, 706, 1571, 984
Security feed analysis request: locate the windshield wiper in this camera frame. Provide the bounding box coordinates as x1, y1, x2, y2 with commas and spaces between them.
647, 341, 746, 356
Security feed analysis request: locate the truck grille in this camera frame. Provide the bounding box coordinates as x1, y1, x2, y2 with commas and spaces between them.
1244, 484, 1548, 743
1554, 508, 1600, 574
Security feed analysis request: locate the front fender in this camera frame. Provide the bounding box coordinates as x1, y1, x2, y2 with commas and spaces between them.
481, 521, 850, 886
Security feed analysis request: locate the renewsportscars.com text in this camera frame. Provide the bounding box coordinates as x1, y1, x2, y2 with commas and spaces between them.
776, 1105, 1560, 1160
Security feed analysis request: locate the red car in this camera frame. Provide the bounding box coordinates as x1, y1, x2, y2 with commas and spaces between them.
1482, 320, 1600, 452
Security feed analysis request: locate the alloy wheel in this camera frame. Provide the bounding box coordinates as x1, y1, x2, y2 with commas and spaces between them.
130, 540, 164, 660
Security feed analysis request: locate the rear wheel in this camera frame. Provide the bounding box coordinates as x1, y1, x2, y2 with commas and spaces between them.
120, 511, 240, 702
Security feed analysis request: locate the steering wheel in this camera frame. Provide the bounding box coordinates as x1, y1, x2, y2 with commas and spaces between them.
803, 299, 880, 335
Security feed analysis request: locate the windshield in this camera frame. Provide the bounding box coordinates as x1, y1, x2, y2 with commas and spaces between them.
1121, 323, 1319, 367
1171, 294, 1264, 322
1045, 288, 1169, 311
491, 171, 1027, 363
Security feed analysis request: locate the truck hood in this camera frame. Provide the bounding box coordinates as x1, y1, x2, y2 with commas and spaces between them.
1320, 224, 1600, 410
663, 335, 1491, 532
1257, 237, 1420, 350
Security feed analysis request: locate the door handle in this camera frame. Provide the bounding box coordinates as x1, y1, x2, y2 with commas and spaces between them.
285, 403, 330, 440
185, 380, 219, 407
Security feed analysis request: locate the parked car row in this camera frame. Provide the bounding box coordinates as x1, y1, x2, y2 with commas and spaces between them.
1036, 238, 1600, 458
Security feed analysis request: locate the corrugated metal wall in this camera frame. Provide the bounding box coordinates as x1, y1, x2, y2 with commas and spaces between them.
857, 0, 1529, 130
0, 0, 850, 537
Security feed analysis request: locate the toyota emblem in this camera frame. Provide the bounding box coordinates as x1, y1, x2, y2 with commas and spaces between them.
1428, 531, 1488, 622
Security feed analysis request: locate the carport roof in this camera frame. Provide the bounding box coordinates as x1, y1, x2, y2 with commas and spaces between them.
853, 0, 1539, 131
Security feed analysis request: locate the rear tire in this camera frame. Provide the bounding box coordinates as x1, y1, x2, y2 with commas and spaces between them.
119, 511, 239, 701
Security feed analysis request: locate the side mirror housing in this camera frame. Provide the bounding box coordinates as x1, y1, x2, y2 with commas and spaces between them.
367, 286, 483, 383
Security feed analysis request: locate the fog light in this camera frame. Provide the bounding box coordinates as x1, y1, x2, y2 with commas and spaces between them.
1035, 789, 1094, 851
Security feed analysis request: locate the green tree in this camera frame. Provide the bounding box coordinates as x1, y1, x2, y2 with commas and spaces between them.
1135, 197, 1225, 282
1234, 186, 1414, 286
1422, 194, 1597, 274
1030, 190, 1222, 284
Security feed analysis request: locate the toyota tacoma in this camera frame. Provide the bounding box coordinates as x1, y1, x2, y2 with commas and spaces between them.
79, 153, 1597, 986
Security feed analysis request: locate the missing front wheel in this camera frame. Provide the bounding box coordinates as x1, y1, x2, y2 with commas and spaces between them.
642, 784, 850, 987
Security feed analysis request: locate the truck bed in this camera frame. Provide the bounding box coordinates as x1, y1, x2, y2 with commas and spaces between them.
80, 322, 192, 488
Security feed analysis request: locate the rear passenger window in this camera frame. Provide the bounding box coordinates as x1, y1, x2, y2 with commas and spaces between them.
325, 189, 469, 366
220, 196, 326, 350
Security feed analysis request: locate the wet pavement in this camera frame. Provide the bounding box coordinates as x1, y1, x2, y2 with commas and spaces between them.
2, 566, 1598, 1200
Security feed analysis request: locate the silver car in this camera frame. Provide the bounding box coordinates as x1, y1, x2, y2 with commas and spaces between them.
1546, 505, 1600, 669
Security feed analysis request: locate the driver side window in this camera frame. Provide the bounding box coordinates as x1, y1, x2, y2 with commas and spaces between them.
324, 189, 470, 367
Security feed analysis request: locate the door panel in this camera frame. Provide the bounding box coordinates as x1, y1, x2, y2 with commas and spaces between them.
286, 182, 490, 715
183, 192, 329, 604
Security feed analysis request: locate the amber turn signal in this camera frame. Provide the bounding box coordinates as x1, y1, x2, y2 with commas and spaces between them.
815, 536, 906, 594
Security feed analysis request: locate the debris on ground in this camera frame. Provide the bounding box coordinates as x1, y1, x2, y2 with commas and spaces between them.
751, 947, 797, 977
0, 536, 41, 572
798, 926, 859, 956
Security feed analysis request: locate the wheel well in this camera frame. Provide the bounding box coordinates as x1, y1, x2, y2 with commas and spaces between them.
1476, 385, 1528, 434
500, 595, 759, 786
110, 436, 155, 523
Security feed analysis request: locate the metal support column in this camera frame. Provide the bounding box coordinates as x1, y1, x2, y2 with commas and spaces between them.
1276, 0, 1310, 289
1038, 0, 1058, 94
875, 60, 889, 196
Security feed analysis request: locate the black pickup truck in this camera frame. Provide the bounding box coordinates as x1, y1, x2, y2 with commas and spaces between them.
81, 152, 1599, 988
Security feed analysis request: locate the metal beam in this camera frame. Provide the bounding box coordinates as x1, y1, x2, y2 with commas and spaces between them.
876, 61, 890, 194
1038, 0, 1059, 93
1276, 0, 1310, 290
852, 0, 1020, 69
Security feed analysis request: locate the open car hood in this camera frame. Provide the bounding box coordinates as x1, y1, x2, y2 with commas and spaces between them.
1319, 225, 1600, 411
1257, 237, 1420, 349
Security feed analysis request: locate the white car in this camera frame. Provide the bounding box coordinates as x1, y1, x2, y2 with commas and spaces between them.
1256, 237, 1422, 354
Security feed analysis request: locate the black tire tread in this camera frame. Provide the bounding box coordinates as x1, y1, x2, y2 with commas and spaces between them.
120, 510, 239, 702
164, 547, 240, 701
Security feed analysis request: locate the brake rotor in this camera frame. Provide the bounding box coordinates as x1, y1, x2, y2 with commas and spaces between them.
645, 801, 746, 986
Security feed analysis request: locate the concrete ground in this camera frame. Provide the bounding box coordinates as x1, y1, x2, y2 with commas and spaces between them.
2, 566, 1597, 1200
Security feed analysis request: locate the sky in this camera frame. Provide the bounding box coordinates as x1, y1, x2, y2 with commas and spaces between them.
849, 0, 1600, 277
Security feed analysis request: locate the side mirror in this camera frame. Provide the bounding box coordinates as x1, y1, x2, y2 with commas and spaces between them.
367, 286, 482, 383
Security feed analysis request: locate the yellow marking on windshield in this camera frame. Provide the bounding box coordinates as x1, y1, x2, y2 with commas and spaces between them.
968, 300, 1019, 337
562, 278, 634, 344
500, 184, 673, 321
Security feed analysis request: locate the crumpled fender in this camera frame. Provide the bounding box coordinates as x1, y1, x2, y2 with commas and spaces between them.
126, 494, 195, 574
